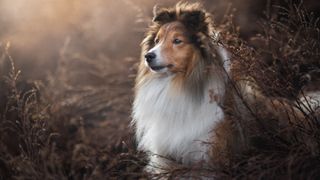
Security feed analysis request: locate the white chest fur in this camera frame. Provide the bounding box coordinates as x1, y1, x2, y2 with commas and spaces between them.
132, 74, 226, 165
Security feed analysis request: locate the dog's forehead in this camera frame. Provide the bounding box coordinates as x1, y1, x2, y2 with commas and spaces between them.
157, 21, 187, 37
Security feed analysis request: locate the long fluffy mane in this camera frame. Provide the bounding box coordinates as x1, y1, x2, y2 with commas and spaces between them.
132, 2, 231, 170
136, 2, 223, 91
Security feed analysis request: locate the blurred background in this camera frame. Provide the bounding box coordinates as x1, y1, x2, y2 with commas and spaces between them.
0, 0, 318, 79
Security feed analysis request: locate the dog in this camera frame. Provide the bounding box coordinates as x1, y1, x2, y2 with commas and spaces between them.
132, 1, 320, 174
132, 2, 231, 172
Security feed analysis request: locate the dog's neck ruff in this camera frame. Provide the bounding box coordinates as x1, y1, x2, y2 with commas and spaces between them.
133, 70, 226, 165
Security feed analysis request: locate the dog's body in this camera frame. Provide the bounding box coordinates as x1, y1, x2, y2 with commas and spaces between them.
131, 2, 320, 176
132, 3, 231, 170
133, 65, 227, 166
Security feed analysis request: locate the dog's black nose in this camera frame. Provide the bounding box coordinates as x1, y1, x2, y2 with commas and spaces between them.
145, 52, 156, 63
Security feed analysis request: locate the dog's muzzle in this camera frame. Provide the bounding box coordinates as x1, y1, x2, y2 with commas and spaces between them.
145, 52, 167, 71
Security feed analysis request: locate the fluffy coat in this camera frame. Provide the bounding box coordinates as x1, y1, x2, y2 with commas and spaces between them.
132, 2, 230, 170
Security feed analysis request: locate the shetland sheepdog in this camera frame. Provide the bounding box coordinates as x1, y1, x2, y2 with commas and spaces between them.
132, 1, 320, 173
132, 2, 230, 171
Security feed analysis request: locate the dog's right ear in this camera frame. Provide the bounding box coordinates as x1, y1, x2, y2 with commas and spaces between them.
152, 5, 175, 23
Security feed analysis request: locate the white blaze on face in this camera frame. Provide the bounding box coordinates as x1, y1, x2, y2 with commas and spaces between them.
146, 42, 169, 73
147, 43, 164, 65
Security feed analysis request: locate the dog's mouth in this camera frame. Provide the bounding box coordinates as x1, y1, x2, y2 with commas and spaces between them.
150, 66, 166, 71
149, 64, 173, 72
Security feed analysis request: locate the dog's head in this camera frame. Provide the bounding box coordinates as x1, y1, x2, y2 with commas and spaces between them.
141, 2, 218, 76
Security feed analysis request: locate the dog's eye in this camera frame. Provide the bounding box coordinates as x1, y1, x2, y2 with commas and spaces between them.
154, 38, 159, 44
173, 38, 182, 45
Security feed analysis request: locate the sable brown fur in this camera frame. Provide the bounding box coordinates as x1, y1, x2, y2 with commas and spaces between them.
133, 2, 233, 174
137, 2, 221, 89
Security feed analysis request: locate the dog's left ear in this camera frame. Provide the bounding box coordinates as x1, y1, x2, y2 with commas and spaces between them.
152, 5, 175, 23
181, 10, 207, 32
